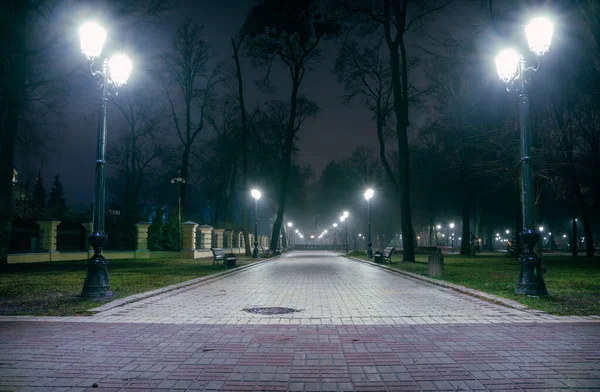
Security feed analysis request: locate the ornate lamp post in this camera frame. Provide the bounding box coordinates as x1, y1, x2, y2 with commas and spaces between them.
171, 176, 186, 250
449, 222, 455, 251
80, 22, 133, 298
364, 189, 374, 259
251, 188, 261, 258
495, 16, 553, 296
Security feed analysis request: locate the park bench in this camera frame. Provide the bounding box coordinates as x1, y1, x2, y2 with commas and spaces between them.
211, 248, 237, 268
382, 246, 394, 263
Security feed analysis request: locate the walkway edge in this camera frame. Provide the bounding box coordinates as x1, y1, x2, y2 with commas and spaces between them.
88, 255, 281, 313
346, 255, 545, 315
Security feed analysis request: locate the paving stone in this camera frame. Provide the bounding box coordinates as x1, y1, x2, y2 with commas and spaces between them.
0, 252, 599, 391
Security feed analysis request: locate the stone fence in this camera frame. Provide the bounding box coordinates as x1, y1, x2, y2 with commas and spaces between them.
7, 220, 268, 264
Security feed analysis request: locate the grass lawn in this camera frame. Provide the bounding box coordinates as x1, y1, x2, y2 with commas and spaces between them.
0, 255, 261, 316
353, 252, 600, 316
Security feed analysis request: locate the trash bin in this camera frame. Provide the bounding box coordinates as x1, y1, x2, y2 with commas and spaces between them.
374, 251, 383, 264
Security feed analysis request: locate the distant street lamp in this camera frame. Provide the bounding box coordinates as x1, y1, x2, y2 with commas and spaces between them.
449, 222, 455, 250
171, 176, 186, 250
287, 222, 293, 248
340, 212, 349, 254
251, 189, 261, 258
495, 16, 553, 296
364, 188, 374, 259
80, 21, 133, 298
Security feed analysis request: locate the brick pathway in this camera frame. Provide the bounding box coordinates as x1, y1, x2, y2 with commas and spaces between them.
1, 251, 599, 391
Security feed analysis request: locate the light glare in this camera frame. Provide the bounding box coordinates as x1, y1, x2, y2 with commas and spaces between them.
109, 54, 133, 86
80, 22, 107, 59
251, 188, 261, 200
495, 49, 520, 82
526, 17, 554, 56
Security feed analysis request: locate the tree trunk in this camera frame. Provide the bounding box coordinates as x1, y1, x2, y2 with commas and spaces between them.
386, 34, 415, 262
270, 142, 293, 251
0, 1, 29, 268
180, 144, 191, 220
232, 38, 252, 256
270, 76, 300, 251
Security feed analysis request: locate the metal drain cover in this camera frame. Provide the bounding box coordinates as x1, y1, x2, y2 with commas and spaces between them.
242, 307, 300, 315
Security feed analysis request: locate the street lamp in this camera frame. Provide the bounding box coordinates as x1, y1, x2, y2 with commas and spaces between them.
80, 22, 133, 298
171, 176, 186, 250
495, 16, 553, 296
449, 222, 455, 250
340, 213, 349, 254
251, 189, 261, 258
364, 188, 374, 259
287, 222, 293, 248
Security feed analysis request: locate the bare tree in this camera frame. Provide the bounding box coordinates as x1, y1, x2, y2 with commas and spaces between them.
338, 0, 455, 261
161, 19, 222, 219
229, 33, 253, 255
111, 89, 166, 223
243, 0, 338, 251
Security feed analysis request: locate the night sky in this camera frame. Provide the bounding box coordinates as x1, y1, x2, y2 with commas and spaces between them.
41, 0, 376, 206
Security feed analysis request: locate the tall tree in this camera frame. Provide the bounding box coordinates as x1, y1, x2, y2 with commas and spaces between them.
230, 33, 253, 256
47, 174, 66, 219
338, 0, 455, 261
243, 0, 339, 251
112, 89, 166, 224
161, 19, 221, 219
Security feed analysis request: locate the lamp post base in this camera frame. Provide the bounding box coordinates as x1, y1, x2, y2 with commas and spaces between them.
515, 229, 548, 296
82, 233, 113, 298
253, 241, 259, 258
367, 243, 373, 259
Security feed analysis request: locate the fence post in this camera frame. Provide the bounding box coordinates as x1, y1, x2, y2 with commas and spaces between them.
213, 228, 225, 249
37, 220, 61, 254
181, 221, 198, 257
135, 222, 151, 258
197, 225, 213, 249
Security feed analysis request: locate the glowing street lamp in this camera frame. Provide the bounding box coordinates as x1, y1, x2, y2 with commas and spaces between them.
340, 213, 349, 254
80, 22, 133, 298
364, 188, 374, 259
251, 189, 261, 258
495, 16, 553, 296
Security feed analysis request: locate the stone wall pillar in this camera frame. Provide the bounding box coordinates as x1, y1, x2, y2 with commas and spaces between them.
181, 221, 198, 251
135, 222, 150, 251
197, 225, 213, 249
213, 228, 225, 249
37, 220, 61, 252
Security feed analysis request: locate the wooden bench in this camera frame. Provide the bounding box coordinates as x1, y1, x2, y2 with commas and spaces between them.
211, 248, 237, 268
382, 246, 394, 263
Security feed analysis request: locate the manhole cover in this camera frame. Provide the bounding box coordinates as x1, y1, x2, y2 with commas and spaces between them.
242, 307, 300, 315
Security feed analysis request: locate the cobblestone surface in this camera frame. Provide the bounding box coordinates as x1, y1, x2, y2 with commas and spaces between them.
0, 251, 599, 391
82, 251, 597, 325
0, 321, 599, 391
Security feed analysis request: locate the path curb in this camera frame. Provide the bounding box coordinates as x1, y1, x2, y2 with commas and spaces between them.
88, 255, 283, 313
346, 255, 546, 315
